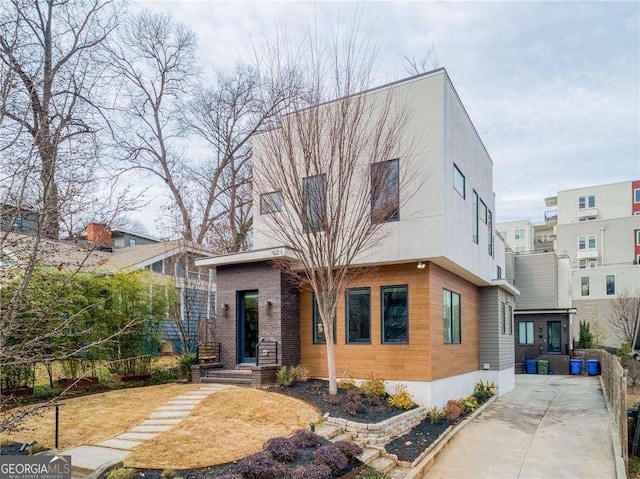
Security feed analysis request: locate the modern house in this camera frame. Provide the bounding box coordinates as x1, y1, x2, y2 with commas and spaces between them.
195, 68, 518, 406
499, 180, 640, 350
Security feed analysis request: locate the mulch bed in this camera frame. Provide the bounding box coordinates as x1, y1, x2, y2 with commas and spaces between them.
384, 419, 450, 462
0, 441, 44, 455
273, 379, 412, 423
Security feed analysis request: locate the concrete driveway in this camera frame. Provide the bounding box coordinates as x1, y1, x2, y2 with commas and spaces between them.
428, 375, 620, 478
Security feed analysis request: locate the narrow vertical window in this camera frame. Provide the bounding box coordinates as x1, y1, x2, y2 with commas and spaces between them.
588, 195, 595, 208
578, 196, 586, 209
443, 289, 461, 344
312, 293, 335, 344
578, 237, 586, 249
606, 275, 615, 295
472, 191, 478, 244
501, 302, 506, 334
581, 276, 590, 297
303, 174, 327, 233
381, 285, 408, 344
508, 305, 513, 335
488, 209, 493, 256
371, 159, 400, 223
453, 164, 465, 198
588, 235, 596, 249
346, 288, 371, 344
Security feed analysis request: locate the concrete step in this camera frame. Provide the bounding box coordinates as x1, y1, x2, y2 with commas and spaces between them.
357, 447, 381, 465
200, 376, 251, 385
387, 466, 412, 479
63, 445, 129, 479
314, 424, 343, 440
369, 456, 397, 475
331, 432, 354, 443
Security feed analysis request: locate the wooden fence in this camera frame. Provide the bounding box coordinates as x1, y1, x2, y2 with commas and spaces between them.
575, 348, 627, 470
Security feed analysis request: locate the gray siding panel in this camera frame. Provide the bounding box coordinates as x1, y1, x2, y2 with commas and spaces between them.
515, 252, 558, 310
479, 287, 515, 371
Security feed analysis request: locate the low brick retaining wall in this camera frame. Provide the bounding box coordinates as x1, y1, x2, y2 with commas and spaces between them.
324, 406, 429, 445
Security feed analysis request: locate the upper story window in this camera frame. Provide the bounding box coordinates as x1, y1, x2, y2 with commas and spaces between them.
129, 238, 137, 246
487, 210, 493, 257
581, 276, 590, 296
606, 275, 615, 296
634, 188, 640, 204
260, 191, 283, 214
371, 159, 400, 223
515, 246, 525, 254
578, 235, 596, 249
500, 231, 507, 240
578, 195, 595, 209
13, 216, 23, 230
479, 200, 487, 224
497, 265, 502, 279
453, 164, 465, 198
472, 191, 479, 244
515, 228, 525, 240
636, 230, 640, 246
302, 174, 327, 233
151, 260, 163, 273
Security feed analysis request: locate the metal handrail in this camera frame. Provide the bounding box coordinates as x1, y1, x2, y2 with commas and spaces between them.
255, 339, 278, 366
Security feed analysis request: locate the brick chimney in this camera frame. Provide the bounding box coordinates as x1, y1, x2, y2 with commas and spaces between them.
87, 223, 112, 249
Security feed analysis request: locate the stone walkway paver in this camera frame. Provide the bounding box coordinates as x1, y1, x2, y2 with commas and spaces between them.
63, 384, 231, 477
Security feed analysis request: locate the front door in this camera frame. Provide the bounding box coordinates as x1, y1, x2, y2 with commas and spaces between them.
238, 291, 259, 363
547, 321, 562, 353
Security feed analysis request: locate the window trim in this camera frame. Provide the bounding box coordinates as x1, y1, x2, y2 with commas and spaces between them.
371, 158, 400, 223
380, 284, 409, 345
453, 164, 465, 199
443, 289, 462, 345
345, 287, 372, 345
260, 190, 283, 215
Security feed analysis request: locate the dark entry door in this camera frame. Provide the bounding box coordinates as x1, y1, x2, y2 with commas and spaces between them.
238, 291, 259, 363
547, 321, 561, 353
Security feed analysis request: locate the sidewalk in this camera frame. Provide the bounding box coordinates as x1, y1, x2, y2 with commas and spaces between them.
63, 384, 231, 477
428, 375, 618, 479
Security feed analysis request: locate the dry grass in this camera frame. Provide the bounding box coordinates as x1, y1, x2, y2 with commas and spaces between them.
3, 383, 199, 449
125, 388, 321, 469
628, 390, 640, 408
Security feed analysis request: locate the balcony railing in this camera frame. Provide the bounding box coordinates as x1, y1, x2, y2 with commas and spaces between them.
544, 210, 558, 222
255, 339, 279, 366
577, 207, 599, 220
576, 248, 599, 260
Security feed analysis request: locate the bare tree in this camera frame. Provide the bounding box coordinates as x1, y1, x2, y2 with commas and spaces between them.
0, 0, 122, 239
403, 45, 439, 76
254, 36, 417, 395
608, 290, 640, 347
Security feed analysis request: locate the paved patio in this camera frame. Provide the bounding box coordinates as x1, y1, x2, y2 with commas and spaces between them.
428, 375, 620, 478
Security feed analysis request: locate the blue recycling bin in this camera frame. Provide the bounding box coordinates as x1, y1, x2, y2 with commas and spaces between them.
587, 359, 600, 376
570, 359, 582, 375
525, 359, 537, 374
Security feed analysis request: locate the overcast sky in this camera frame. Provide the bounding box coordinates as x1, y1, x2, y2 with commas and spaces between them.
133, 0, 639, 231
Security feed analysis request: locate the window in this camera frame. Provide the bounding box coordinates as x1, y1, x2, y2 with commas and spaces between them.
260, 191, 283, 214
381, 285, 408, 344
581, 276, 590, 296
479, 200, 487, 224
371, 159, 400, 223
303, 174, 327, 233
515, 229, 525, 240
443, 289, 461, 344
579, 259, 586, 269
13, 216, 22, 230
346, 288, 371, 344
508, 305, 513, 335
578, 195, 595, 209
518, 321, 534, 344
151, 260, 163, 273
500, 231, 507, 240
606, 275, 615, 295
588, 195, 595, 208
487, 210, 493, 257
453, 164, 465, 198
636, 230, 640, 246
472, 191, 479, 244
497, 266, 502, 279
312, 294, 336, 344
635, 188, 640, 204
578, 196, 585, 209
501, 302, 506, 334
515, 246, 525, 254
129, 238, 137, 246
578, 235, 596, 249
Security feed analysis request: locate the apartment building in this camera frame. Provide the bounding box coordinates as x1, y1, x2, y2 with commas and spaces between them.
195, 69, 518, 405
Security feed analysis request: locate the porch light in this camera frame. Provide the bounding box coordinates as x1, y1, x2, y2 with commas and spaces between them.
222, 303, 229, 317
417, 261, 426, 269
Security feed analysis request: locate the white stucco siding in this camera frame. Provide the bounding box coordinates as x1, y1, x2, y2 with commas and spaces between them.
557, 181, 632, 225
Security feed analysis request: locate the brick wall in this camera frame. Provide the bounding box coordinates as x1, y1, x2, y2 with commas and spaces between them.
281, 274, 301, 366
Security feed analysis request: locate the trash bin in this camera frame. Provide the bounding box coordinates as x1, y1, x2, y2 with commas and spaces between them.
538, 359, 549, 375
587, 359, 600, 376
525, 359, 537, 374
570, 359, 582, 375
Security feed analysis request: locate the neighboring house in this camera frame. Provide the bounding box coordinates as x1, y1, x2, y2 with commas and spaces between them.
1, 224, 217, 353
498, 212, 556, 255
195, 68, 518, 406
499, 180, 640, 349
507, 249, 575, 374
0, 204, 39, 235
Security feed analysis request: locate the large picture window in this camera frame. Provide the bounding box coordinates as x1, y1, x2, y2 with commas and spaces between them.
346, 288, 371, 344
303, 174, 327, 233
381, 285, 408, 344
443, 289, 461, 344
312, 294, 335, 344
371, 159, 400, 223
518, 321, 534, 344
